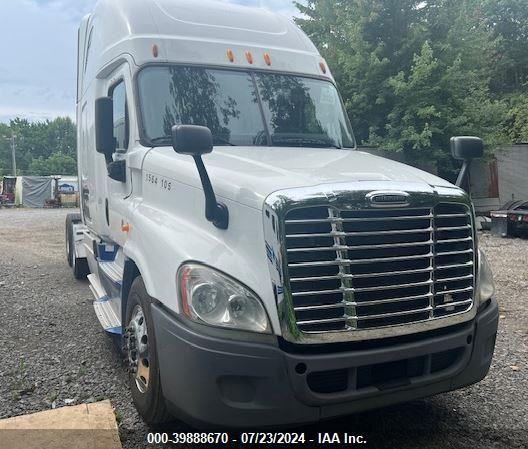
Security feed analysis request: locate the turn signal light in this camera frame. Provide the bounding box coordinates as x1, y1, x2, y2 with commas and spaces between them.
227, 48, 235, 63
263, 52, 272, 66
152, 44, 159, 58
319, 61, 327, 74
179, 266, 192, 317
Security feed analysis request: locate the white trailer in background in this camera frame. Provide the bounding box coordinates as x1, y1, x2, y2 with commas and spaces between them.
68, 0, 498, 428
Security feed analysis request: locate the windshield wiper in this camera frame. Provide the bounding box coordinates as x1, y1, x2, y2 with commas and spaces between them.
273, 137, 342, 149
150, 135, 236, 147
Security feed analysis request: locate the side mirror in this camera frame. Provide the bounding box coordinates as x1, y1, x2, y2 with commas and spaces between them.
95, 97, 116, 162
450, 136, 484, 161
451, 136, 484, 191
171, 125, 228, 230
171, 124, 213, 156
107, 160, 126, 183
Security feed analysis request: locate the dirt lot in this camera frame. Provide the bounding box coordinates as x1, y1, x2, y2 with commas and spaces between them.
0, 208, 527, 449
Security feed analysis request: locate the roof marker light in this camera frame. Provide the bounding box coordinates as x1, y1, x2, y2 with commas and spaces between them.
227, 48, 235, 63
263, 52, 272, 66
319, 61, 327, 74
245, 51, 254, 64
152, 44, 159, 58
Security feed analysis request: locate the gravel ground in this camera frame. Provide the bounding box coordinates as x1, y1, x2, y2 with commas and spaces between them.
0, 208, 526, 449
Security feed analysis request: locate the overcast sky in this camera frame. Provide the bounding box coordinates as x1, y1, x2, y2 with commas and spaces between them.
0, 0, 299, 123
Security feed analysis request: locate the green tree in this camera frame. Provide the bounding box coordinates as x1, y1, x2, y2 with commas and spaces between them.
296, 0, 510, 179
45, 117, 77, 158
373, 41, 507, 178
28, 152, 77, 176
296, 0, 426, 145
0, 117, 76, 176
504, 93, 528, 143
482, 0, 528, 94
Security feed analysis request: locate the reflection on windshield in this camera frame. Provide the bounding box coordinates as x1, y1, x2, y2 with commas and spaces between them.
139, 67, 265, 146
163, 68, 238, 141
256, 73, 354, 148
138, 66, 355, 148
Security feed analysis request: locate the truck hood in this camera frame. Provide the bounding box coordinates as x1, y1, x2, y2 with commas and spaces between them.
148, 146, 456, 209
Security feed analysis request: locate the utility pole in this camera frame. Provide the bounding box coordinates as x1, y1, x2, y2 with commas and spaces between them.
10, 133, 17, 176
2, 133, 18, 176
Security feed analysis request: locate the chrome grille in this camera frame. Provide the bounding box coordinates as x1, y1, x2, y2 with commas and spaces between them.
284, 203, 475, 334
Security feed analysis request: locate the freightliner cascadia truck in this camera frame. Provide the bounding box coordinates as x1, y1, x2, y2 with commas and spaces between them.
67, 0, 498, 427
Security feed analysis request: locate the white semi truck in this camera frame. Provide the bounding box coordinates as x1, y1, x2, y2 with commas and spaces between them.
68, 0, 498, 427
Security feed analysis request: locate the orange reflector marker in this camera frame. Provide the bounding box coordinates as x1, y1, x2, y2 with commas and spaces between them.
152, 44, 159, 58
227, 48, 235, 63
245, 51, 254, 64
179, 266, 192, 317
121, 223, 131, 233
319, 61, 327, 74
263, 52, 272, 66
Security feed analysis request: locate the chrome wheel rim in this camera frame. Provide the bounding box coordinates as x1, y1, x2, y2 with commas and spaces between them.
126, 305, 150, 393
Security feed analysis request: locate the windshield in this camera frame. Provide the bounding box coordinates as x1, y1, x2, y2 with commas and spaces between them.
137, 66, 355, 149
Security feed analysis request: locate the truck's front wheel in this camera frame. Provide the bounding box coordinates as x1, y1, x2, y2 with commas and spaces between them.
125, 277, 171, 425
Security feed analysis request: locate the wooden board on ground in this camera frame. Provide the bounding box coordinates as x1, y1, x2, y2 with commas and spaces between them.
0, 400, 122, 449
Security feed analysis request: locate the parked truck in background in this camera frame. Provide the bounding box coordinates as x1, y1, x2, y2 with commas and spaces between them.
67, 0, 498, 427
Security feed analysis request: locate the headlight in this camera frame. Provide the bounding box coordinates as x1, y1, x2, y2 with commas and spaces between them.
477, 249, 495, 304
178, 263, 271, 333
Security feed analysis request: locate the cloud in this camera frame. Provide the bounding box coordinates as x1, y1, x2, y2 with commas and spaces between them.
0, 0, 78, 123
0, 0, 303, 124
29, 0, 95, 21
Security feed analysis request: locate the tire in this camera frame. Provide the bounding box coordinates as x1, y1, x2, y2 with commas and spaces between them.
125, 277, 171, 425
66, 213, 90, 279
65, 213, 81, 267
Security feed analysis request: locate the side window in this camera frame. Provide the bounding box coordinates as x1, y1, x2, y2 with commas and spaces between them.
110, 81, 129, 151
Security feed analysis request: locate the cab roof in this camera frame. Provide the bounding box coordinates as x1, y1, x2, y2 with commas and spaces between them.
79, 0, 330, 97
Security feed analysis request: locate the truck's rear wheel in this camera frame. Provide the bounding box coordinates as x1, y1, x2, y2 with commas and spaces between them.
66, 213, 90, 279
125, 277, 171, 425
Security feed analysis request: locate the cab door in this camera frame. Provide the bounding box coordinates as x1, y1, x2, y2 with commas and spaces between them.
104, 66, 134, 247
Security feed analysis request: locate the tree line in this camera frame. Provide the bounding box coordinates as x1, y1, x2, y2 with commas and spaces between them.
1, 0, 527, 180
296, 0, 528, 180
0, 117, 76, 177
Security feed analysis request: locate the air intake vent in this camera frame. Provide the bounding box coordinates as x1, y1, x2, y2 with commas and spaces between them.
284, 203, 474, 334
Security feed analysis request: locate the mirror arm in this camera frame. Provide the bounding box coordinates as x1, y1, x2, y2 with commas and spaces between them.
455, 160, 471, 188
192, 155, 229, 230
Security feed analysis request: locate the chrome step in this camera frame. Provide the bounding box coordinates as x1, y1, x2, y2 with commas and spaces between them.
88, 273, 121, 335
98, 260, 123, 285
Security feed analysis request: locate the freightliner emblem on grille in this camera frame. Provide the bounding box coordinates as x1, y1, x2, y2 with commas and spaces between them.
367, 191, 410, 207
